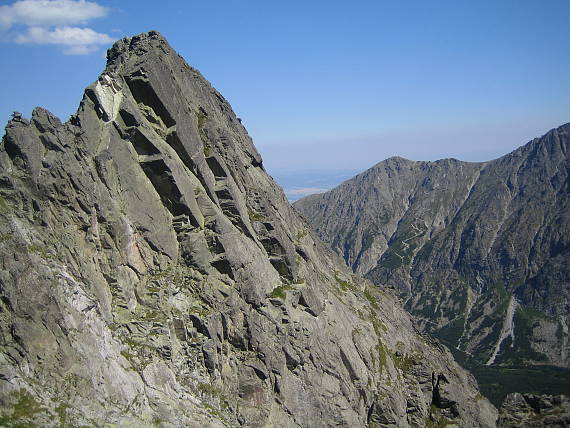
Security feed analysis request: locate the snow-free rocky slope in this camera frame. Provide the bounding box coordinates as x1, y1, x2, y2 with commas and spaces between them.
295, 125, 570, 371
498, 393, 570, 427
0, 32, 496, 427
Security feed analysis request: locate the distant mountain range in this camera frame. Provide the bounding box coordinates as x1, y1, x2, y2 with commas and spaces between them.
295, 124, 570, 398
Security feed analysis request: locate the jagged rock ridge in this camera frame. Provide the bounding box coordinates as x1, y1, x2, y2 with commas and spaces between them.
294, 125, 570, 369
498, 393, 570, 427
0, 32, 496, 427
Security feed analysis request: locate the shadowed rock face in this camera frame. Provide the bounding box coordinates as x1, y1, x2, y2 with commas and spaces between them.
294, 124, 570, 368
498, 393, 570, 427
0, 32, 496, 427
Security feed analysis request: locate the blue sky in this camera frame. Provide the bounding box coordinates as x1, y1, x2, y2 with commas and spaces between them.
1, 1, 569, 199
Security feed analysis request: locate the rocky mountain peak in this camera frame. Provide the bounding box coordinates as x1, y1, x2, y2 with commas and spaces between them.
107, 30, 168, 60
295, 123, 570, 403
0, 32, 496, 427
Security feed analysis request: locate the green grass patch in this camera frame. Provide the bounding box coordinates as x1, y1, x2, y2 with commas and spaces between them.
248, 208, 265, 222
375, 340, 389, 372
0, 195, 11, 214
203, 143, 211, 157
269, 284, 293, 299
54, 403, 72, 427
197, 382, 222, 397
190, 305, 211, 318
334, 272, 356, 291
370, 314, 388, 336
27, 243, 53, 260
120, 350, 143, 372
427, 404, 453, 428
363, 286, 380, 311
0, 388, 46, 427
368, 311, 389, 373
195, 108, 207, 131
393, 352, 418, 373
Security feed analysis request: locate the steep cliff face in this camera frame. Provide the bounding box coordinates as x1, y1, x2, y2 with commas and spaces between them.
0, 32, 496, 427
295, 125, 570, 370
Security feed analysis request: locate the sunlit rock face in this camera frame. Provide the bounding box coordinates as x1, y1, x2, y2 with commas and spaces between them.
0, 31, 497, 427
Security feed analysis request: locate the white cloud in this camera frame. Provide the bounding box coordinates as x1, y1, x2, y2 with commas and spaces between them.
0, 1, 112, 55
15, 25, 113, 54
0, 0, 107, 29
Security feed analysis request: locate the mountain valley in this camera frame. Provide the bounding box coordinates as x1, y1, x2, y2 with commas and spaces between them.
294, 124, 570, 404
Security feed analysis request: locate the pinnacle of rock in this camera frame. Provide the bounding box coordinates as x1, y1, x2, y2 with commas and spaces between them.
0, 32, 497, 427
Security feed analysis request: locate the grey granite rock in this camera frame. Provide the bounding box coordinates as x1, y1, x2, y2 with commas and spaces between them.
0, 31, 496, 427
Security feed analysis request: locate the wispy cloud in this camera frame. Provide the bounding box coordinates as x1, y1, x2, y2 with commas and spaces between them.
15, 25, 112, 54
0, 0, 112, 55
0, 0, 107, 28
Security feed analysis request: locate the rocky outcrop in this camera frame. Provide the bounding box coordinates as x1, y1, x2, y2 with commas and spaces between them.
0, 32, 496, 427
498, 393, 570, 427
294, 125, 570, 368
